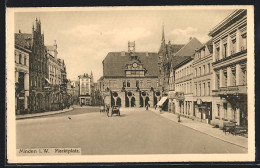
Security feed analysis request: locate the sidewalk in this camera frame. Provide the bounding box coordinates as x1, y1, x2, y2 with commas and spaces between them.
16, 107, 74, 120
149, 108, 248, 149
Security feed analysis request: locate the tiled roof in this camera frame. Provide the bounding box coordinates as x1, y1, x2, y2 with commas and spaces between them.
172, 57, 193, 70
103, 52, 159, 77
15, 33, 32, 49
205, 39, 213, 54
174, 37, 203, 57
196, 39, 213, 54
171, 56, 191, 69
169, 44, 185, 54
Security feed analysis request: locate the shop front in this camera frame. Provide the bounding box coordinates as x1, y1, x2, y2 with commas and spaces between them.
194, 99, 212, 124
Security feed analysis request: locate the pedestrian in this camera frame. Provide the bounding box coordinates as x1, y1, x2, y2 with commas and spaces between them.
146, 103, 149, 111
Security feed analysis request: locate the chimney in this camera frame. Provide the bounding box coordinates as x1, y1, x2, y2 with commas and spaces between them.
145, 52, 149, 56
121, 51, 125, 56
19, 29, 21, 33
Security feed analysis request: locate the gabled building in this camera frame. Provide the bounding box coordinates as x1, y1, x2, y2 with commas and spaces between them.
101, 42, 160, 108
78, 73, 94, 106
15, 18, 49, 113
209, 9, 247, 128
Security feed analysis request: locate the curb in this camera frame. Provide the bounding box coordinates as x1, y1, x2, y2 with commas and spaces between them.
150, 109, 248, 149
16, 107, 74, 120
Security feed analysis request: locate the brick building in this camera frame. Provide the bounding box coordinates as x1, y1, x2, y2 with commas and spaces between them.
100, 42, 160, 108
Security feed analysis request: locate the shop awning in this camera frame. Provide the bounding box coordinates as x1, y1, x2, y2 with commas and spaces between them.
156, 96, 168, 106
45, 78, 51, 84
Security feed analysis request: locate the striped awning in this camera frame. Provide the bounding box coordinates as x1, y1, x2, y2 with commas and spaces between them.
156, 97, 168, 106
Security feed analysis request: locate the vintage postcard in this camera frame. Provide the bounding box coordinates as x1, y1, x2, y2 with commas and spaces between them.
6, 6, 255, 163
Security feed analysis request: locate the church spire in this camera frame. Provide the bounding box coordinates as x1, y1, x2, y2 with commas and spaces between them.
162, 23, 165, 43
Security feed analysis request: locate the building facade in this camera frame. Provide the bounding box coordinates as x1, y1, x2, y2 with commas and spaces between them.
78, 73, 94, 106
192, 39, 213, 124
101, 42, 160, 108
158, 26, 184, 96
174, 58, 194, 116
14, 44, 30, 114
45, 40, 68, 110
209, 9, 247, 128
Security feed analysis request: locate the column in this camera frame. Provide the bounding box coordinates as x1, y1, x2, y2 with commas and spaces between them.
236, 29, 241, 53
24, 73, 29, 109
227, 35, 231, 57
227, 67, 233, 87
212, 71, 217, 90
236, 64, 243, 86
219, 40, 223, 60
219, 69, 224, 88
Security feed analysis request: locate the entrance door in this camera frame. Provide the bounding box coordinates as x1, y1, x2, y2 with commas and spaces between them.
131, 97, 135, 107
240, 102, 248, 127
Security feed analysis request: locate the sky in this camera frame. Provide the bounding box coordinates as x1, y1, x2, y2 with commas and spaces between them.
14, 7, 234, 82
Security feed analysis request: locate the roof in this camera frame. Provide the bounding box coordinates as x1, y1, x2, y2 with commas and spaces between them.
169, 44, 185, 54
171, 56, 191, 69
15, 33, 32, 49
205, 39, 213, 54
197, 38, 213, 54
174, 37, 203, 57
103, 52, 159, 77
172, 57, 193, 70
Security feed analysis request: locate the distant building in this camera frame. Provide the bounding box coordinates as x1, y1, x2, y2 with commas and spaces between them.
158, 25, 184, 95
101, 42, 160, 108
45, 40, 68, 110
68, 81, 80, 105
78, 73, 94, 106
209, 9, 247, 128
